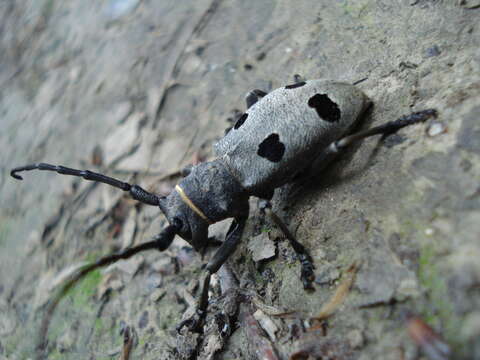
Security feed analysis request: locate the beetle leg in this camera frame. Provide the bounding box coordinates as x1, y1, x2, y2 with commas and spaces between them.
207, 216, 247, 273
293, 74, 306, 83
305, 108, 438, 178
331, 109, 437, 151
259, 200, 315, 291
245, 89, 267, 108
177, 216, 248, 333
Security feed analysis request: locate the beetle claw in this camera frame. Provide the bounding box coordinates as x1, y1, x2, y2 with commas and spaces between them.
299, 254, 316, 291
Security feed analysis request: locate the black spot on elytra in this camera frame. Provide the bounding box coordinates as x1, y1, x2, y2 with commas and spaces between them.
285, 81, 306, 89
234, 113, 248, 129
257, 133, 285, 162
308, 94, 341, 123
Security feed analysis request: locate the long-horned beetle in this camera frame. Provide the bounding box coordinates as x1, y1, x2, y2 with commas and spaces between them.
11, 76, 437, 352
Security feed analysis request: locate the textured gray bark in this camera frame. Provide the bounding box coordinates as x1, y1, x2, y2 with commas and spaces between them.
0, 1, 478, 359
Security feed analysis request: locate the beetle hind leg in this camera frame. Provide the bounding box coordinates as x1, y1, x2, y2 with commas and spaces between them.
332, 109, 437, 151
303, 108, 438, 179
259, 200, 315, 291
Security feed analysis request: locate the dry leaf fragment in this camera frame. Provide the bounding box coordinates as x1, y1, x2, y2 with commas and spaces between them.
119, 325, 135, 360
406, 316, 451, 360
253, 309, 279, 341
311, 262, 359, 323
248, 232, 276, 262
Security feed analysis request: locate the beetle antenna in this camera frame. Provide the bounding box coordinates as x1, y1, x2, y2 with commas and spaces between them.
11, 163, 160, 206
35, 224, 177, 359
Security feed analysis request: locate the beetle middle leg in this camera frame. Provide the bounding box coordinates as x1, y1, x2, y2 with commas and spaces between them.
177, 216, 248, 333
245, 74, 305, 109
259, 200, 315, 290
245, 89, 267, 108
293, 74, 305, 83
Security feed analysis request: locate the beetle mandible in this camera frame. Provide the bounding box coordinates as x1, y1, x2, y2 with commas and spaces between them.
11, 76, 437, 336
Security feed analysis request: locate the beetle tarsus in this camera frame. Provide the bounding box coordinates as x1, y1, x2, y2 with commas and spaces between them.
177, 273, 212, 334
299, 254, 316, 291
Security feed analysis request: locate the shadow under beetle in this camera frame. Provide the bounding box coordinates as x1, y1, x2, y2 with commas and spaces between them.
11, 76, 437, 346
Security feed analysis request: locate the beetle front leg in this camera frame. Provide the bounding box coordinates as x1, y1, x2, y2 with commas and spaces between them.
177, 216, 248, 333
259, 200, 315, 290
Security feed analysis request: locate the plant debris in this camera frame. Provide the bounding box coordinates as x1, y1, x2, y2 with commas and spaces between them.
406, 316, 451, 360
310, 262, 359, 324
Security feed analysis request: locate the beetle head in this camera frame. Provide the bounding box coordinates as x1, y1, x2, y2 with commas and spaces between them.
158, 191, 209, 251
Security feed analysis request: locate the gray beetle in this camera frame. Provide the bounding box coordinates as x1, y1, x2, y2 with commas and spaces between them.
11, 77, 437, 341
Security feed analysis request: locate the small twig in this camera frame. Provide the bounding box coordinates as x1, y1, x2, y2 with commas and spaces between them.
353, 77, 368, 85
241, 306, 280, 360
84, 291, 111, 347
252, 296, 297, 318
119, 326, 135, 360
218, 264, 280, 360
